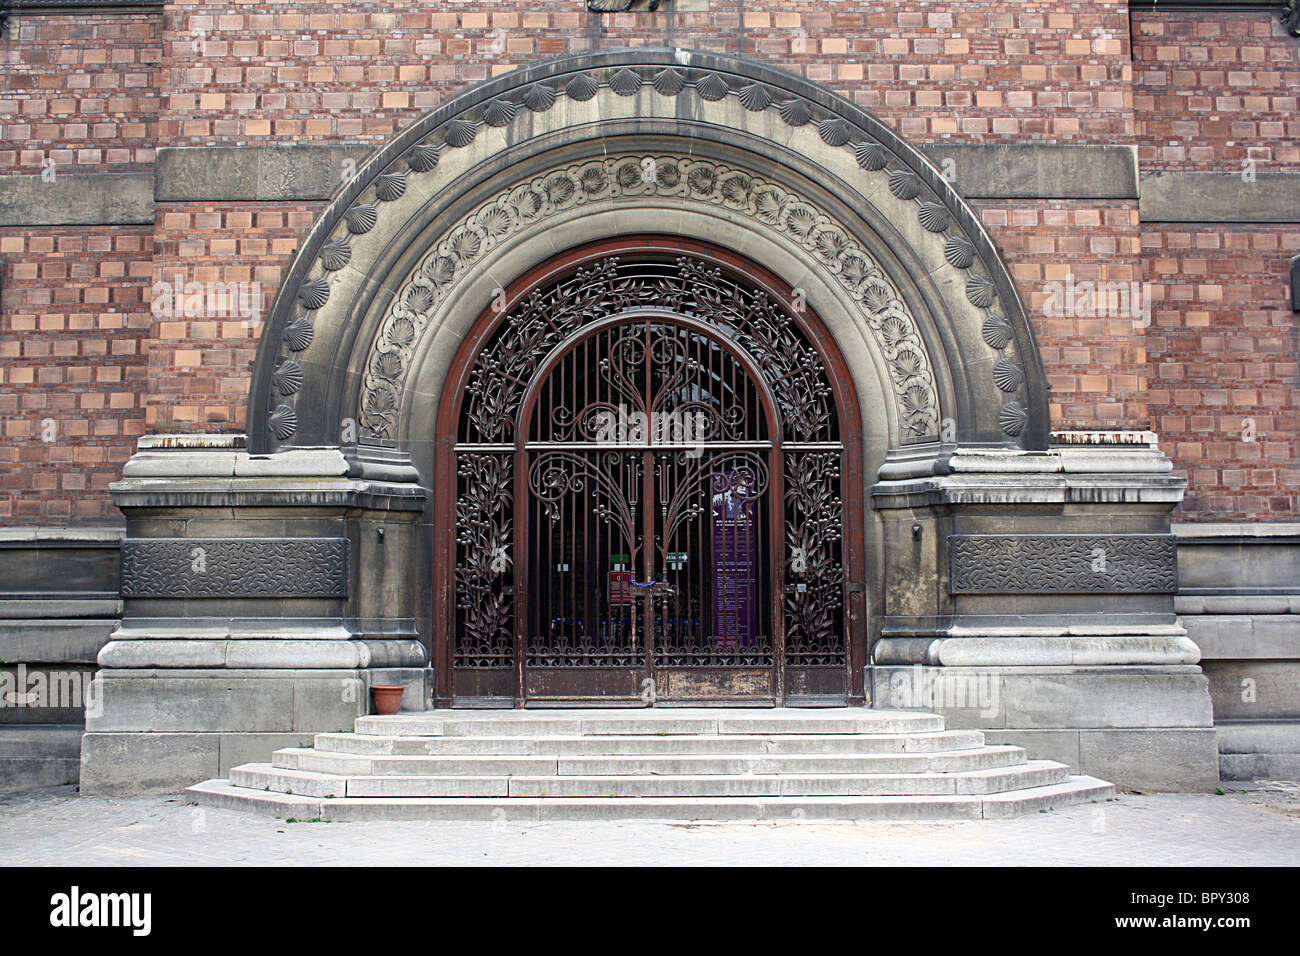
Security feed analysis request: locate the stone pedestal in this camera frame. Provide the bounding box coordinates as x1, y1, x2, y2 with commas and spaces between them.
80, 435, 432, 795
869, 433, 1219, 791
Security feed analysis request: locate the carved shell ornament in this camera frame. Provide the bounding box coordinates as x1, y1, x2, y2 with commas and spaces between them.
268, 63, 1028, 444
357, 154, 941, 443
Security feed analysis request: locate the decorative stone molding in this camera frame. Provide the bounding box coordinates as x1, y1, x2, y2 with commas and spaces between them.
120, 538, 349, 598
948, 534, 1178, 594
360, 154, 940, 440
251, 50, 1049, 453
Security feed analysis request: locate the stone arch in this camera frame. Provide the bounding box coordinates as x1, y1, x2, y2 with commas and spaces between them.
248, 48, 1050, 459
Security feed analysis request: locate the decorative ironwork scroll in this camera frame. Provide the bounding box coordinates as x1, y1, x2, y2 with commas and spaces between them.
783, 452, 846, 666
453, 453, 514, 668
451, 257, 848, 690
460, 256, 837, 445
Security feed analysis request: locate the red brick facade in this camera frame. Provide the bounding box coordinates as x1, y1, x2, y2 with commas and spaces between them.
1, 2, 1296, 523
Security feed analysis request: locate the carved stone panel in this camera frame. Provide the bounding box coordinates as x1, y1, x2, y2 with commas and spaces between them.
359, 155, 940, 443
948, 534, 1177, 594
120, 538, 349, 597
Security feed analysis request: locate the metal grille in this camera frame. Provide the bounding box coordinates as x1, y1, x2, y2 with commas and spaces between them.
451, 253, 846, 690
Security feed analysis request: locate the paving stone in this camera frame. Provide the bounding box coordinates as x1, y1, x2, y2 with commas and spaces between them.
3, 785, 1298, 865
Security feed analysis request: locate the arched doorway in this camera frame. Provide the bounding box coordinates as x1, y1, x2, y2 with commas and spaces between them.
433, 238, 866, 707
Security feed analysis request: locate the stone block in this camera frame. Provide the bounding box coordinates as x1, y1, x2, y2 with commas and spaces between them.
1140, 170, 1300, 222
86, 675, 297, 733
1203, 661, 1300, 720
0, 172, 153, 226
1077, 728, 1220, 792
80, 732, 220, 795
218, 733, 315, 775
919, 144, 1138, 199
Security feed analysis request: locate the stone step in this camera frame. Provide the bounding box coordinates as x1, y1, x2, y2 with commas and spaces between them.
231, 760, 1069, 799
310, 729, 988, 757
271, 745, 1027, 777
351, 709, 947, 738
188, 775, 1115, 822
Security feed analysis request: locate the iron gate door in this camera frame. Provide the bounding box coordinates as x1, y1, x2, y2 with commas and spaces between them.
522, 319, 778, 703
443, 249, 859, 707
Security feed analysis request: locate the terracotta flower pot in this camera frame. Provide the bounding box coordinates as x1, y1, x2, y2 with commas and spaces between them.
371, 684, 406, 715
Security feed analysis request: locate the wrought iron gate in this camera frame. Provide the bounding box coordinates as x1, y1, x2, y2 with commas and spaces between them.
444, 251, 856, 705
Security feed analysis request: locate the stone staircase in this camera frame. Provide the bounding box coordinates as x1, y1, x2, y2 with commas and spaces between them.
188, 709, 1114, 821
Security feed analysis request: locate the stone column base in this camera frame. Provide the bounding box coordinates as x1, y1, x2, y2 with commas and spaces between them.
869, 664, 1219, 791
80, 666, 433, 795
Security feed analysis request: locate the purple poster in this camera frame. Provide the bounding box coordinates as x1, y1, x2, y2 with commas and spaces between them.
711, 474, 757, 647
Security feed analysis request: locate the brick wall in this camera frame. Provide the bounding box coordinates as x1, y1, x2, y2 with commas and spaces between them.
1133, 10, 1300, 520
147, 201, 320, 432
0, 226, 152, 523
1132, 10, 1299, 172
977, 199, 1147, 430
154, 1, 1133, 147
0, 2, 1295, 524
0, 12, 161, 174
1144, 224, 1300, 520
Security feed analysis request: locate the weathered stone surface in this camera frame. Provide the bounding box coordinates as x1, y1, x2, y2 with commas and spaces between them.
155, 145, 373, 201
150, 143, 1139, 203
120, 538, 349, 598
1140, 170, 1300, 222
919, 144, 1138, 199
183, 706, 1116, 820
80, 732, 220, 795
1184, 614, 1300, 660
948, 534, 1177, 594
86, 676, 299, 733
0, 172, 153, 225
0, 725, 83, 793
1077, 728, 1220, 792
1203, 661, 1300, 720
217, 732, 314, 775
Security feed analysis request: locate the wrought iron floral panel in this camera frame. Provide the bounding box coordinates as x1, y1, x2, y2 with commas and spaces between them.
450, 254, 850, 697
452, 452, 513, 668
784, 451, 846, 666
459, 256, 836, 445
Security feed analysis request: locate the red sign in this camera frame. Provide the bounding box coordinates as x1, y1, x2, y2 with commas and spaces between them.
609, 570, 633, 604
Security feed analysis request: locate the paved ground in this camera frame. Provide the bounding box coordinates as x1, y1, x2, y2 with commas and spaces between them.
2, 782, 1298, 866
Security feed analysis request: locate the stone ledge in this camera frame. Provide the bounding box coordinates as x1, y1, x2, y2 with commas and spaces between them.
1173, 521, 1300, 540
1140, 170, 1300, 223
919, 144, 1138, 199
0, 527, 124, 545
155, 145, 372, 202
0, 172, 154, 226
149, 142, 1142, 203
